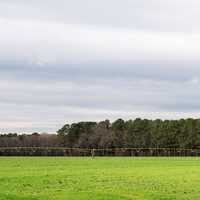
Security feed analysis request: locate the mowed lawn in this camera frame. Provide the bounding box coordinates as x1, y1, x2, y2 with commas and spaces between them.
0, 157, 200, 200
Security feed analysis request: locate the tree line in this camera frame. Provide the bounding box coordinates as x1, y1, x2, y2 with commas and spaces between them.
1, 118, 200, 149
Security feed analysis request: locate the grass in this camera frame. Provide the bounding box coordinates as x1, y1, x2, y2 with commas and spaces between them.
0, 157, 200, 200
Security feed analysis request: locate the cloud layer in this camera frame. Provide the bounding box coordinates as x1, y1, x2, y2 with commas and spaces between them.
1, 0, 200, 132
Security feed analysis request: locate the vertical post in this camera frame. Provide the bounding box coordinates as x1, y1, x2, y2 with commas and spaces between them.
91, 148, 95, 158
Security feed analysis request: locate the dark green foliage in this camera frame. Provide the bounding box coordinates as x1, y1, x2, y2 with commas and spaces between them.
57, 118, 200, 149
1, 118, 200, 149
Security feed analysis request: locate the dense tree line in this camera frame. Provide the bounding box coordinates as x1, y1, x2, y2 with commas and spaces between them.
1, 118, 200, 149
0, 133, 58, 147
57, 118, 200, 149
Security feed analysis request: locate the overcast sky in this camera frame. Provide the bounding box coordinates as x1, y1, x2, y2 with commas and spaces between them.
1, 0, 200, 133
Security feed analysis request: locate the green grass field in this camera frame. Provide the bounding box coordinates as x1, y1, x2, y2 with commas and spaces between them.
1, 157, 200, 200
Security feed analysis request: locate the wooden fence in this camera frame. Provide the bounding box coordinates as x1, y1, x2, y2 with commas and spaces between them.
0, 147, 200, 156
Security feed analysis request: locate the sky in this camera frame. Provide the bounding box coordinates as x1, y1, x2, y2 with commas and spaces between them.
1, 0, 200, 133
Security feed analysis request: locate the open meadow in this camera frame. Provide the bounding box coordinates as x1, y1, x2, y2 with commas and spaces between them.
1, 157, 200, 200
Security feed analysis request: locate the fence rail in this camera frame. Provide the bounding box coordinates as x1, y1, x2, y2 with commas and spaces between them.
0, 147, 200, 156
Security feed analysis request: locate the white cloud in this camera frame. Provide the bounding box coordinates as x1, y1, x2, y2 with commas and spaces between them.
1, 18, 200, 65
1, 0, 200, 32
